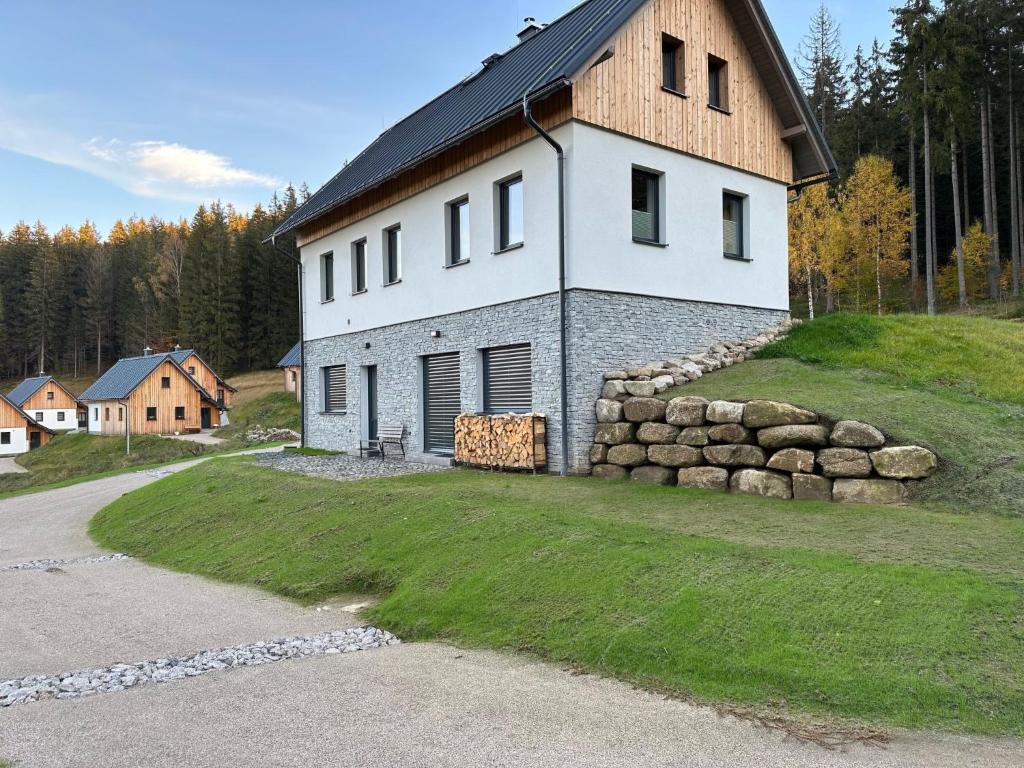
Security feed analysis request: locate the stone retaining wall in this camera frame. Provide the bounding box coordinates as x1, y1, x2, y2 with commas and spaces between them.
590, 396, 938, 504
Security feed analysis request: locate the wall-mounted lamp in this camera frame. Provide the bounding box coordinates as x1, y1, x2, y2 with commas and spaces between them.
364, 342, 372, 349
430, 330, 442, 338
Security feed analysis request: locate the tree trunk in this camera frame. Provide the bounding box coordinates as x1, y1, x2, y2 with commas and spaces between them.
963, 142, 970, 225
806, 266, 815, 320
95, 324, 101, 376
985, 91, 1001, 297
981, 96, 998, 297
923, 107, 936, 315
909, 136, 919, 309
951, 135, 967, 306
1010, 102, 1021, 296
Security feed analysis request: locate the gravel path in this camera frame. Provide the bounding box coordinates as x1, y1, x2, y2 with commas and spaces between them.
255, 451, 451, 481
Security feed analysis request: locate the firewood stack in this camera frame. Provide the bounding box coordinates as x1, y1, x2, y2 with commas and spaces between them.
454, 413, 547, 471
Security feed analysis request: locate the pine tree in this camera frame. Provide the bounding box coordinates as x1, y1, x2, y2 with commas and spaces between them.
797, 5, 848, 155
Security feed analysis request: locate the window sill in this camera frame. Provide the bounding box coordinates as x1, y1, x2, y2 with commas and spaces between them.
633, 237, 669, 248
661, 86, 688, 99
319, 411, 348, 416
351, 289, 367, 296
320, 298, 335, 304
444, 258, 471, 269
723, 253, 751, 262
708, 104, 732, 116
383, 279, 402, 287
492, 242, 524, 255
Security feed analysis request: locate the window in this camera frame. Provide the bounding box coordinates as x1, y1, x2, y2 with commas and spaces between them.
0, 432, 9, 445
320, 251, 335, 302
323, 365, 347, 413
497, 175, 523, 250
631, 168, 662, 243
119, 408, 123, 421
188, 366, 196, 375
35, 412, 43, 421
46, 390, 54, 400
105, 407, 110, 420
708, 54, 728, 110
351, 239, 367, 293
447, 197, 471, 265
93, 408, 98, 421
483, 344, 532, 413
662, 34, 685, 93
291, 371, 297, 384
146, 407, 157, 421
217, 388, 225, 403
57, 412, 65, 422
175, 406, 186, 421
384, 226, 401, 285
723, 192, 746, 259
161, 376, 171, 389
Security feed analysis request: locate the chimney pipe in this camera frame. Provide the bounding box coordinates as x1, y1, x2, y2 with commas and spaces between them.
517, 16, 544, 42
173, 344, 182, 352
143, 346, 153, 357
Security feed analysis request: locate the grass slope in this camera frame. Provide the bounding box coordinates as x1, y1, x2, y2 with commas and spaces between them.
91, 459, 1024, 736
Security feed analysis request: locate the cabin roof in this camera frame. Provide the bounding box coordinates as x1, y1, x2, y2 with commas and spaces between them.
7, 376, 54, 407
277, 343, 301, 368
0, 392, 55, 433
78, 352, 219, 405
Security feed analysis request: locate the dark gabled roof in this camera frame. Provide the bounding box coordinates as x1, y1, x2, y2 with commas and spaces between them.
271, 0, 646, 239
277, 343, 301, 368
271, 0, 834, 242
78, 352, 219, 405
0, 393, 54, 434
8, 376, 50, 407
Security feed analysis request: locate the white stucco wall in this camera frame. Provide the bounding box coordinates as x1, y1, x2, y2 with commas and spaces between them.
87, 403, 104, 434
301, 126, 568, 341
26, 408, 78, 431
0, 428, 28, 455
565, 122, 790, 310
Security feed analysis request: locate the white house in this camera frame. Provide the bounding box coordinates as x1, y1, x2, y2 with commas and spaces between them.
269, 0, 835, 473
6, 375, 81, 432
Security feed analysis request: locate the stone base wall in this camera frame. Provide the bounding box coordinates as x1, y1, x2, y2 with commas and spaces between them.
304, 289, 788, 473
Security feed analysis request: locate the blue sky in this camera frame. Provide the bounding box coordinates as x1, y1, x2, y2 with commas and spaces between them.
0, 0, 895, 237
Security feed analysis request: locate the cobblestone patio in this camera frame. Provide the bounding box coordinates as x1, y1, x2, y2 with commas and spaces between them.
254, 452, 452, 482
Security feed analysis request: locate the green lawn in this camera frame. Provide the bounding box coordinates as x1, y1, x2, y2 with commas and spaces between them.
214, 391, 300, 442
91, 459, 1024, 736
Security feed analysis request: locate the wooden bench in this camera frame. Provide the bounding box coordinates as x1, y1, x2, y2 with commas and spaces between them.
359, 424, 406, 459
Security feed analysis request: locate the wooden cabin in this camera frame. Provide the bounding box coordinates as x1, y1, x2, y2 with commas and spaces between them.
277, 343, 302, 402
6, 375, 81, 432
0, 393, 54, 455
79, 351, 225, 435
171, 348, 237, 408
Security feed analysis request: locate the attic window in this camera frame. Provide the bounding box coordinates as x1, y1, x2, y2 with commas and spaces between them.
161, 376, 171, 389
662, 34, 685, 95
708, 54, 729, 111
46, 391, 54, 400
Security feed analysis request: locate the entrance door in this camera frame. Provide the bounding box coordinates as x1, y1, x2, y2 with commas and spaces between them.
29, 431, 41, 450
423, 352, 460, 454
201, 407, 211, 429
365, 365, 378, 441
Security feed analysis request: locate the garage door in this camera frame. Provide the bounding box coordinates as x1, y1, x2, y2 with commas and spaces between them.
423, 352, 461, 454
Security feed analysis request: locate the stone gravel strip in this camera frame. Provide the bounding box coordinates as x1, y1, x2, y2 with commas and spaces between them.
0, 553, 132, 573
256, 452, 450, 482
1, 627, 399, 707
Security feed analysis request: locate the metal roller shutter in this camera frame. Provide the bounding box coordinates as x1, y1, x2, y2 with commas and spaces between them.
483, 344, 532, 413
324, 365, 347, 412
423, 352, 461, 454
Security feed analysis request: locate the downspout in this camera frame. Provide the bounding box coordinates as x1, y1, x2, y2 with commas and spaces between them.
272, 236, 307, 449
523, 84, 570, 477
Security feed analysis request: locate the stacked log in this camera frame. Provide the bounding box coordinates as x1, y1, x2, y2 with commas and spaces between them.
455, 413, 547, 470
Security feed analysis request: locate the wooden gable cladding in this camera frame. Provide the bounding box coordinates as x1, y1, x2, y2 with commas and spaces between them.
118, 360, 216, 435
572, 0, 793, 184
296, 90, 573, 248
179, 353, 232, 407
0, 397, 29, 429
21, 381, 78, 412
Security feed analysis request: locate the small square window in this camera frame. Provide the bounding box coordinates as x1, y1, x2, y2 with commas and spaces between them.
35, 412, 43, 421
447, 197, 471, 265
46, 390, 54, 400
320, 251, 335, 302
161, 376, 171, 389
188, 366, 196, 375
723, 192, 746, 259
708, 54, 729, 111
0, 432, 9, 445
351, 239, 367, 293
662, 34, 684, 93
384, 226, 401, 285
146, 407, 157, 421
497, 175, 523, 250
175, 406, 186, 420
631, 168, 662, 243
57, 412, 65, 421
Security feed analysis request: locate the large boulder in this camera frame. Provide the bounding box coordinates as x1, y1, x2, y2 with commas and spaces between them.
757, 424, 830, 450
730, 469, 792, 499
742, 400, 817, 428
601, 380, 627, 400
630, 466, 677, 485
792, 474, 833, 501
665, 396, 709, 426
816, 448, 872, 478
589, 444, 608, 464
766, 448, 815, 474
833, 478, 907, 505
592, 464, 628, 480
636, 422, 681, 445
603, 370, 628, 381
677, 466, 730, 491
830, 420, 885, 448
623, 380, 657, 397
595, 399, 624, 423
652, 375, 676, 393
870, 446, 938, 479
703, 444, 766, 467
647, 444, 704, 468
606, 443, 649, 467
706, 400, 745, 424
623, 397, 667, 423
676, 426, 711, 446
707, 423, 754, 444
594, 422, 636, 445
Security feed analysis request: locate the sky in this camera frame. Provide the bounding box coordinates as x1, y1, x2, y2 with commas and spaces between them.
0, 0, 896, 237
